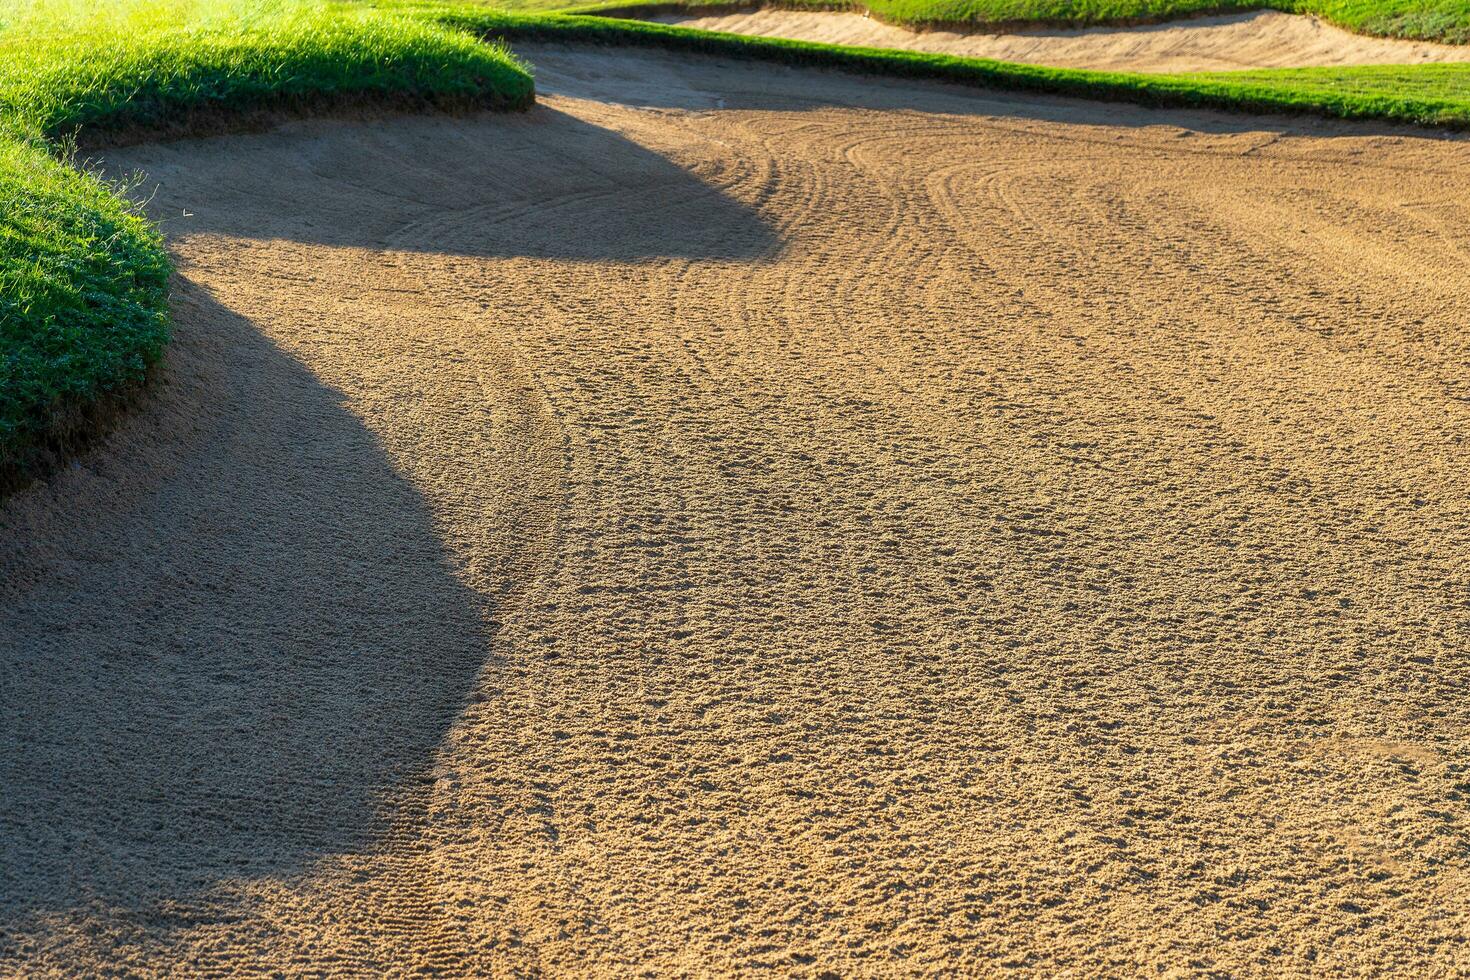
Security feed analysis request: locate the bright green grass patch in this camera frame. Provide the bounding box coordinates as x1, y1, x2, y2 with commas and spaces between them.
550, 0, 1470, 44
0, 3, 534, 139
0, 1, 532, 487
1279, 0, 1470, 44
0, 141, 170, 469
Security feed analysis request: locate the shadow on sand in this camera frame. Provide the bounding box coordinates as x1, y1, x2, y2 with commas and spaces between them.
0, 284, 492, 938
1, 88, 793, 952
516, 40, 1470, 141
127, 104, 782, 263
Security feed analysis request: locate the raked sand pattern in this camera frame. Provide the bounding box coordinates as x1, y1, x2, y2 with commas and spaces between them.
3, 45, 1470, 976
651, 9, 1470, 72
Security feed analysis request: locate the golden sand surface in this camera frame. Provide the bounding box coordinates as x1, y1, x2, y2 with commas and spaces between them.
652, 9, 1470, 72
3, 45, 1469, 976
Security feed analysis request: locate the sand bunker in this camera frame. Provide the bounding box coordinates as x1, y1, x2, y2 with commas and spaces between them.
651, 8, 1470, 71
4, 44, 1470, 976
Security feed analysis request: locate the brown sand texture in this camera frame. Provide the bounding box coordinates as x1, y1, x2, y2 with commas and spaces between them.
652, 8, 1470, 71
3, 44, 1470, 977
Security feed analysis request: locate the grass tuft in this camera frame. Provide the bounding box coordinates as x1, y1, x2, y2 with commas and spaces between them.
0, 1, 532, 489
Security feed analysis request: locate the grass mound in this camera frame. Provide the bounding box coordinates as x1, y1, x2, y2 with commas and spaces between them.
0, 142, 170, 482
0, 1, 532, 490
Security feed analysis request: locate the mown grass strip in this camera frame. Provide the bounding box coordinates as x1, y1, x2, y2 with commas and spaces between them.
0, 4, 533, 490
438, 9, 1470, 126
548, 0, 1470, 45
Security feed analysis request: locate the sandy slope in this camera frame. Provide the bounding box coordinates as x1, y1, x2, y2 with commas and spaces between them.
4, 44, 1470, 976
652, 9, 1470, 71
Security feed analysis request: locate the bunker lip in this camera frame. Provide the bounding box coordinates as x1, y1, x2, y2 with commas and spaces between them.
69, 87, 534, 152
639, 7, 1470, 71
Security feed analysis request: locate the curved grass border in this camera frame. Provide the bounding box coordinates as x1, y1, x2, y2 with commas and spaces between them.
560, 0, 1470, 45
563, 0, 1284, 36
441, 9, 1470, 127
0, 8, 533, 493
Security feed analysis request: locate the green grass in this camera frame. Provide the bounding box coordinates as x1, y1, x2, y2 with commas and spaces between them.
0, 141, 171, 482
551, 0, 1470, 44
0, 1, 532, 487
